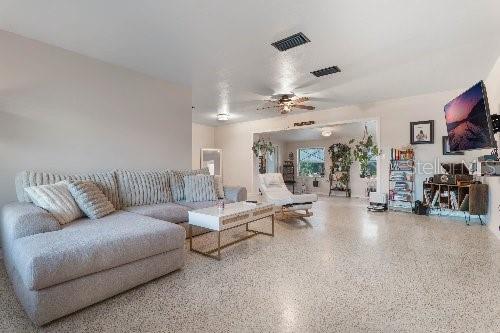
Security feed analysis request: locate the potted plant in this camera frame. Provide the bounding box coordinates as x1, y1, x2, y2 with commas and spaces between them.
328, 140, 354, 191
252, 138, 274, 157
353, 127, 380, 178
313, 175, 319, 187
252, 138, 274, 174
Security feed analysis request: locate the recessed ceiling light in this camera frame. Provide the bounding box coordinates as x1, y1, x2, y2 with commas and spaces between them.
217, 113, 229, 121
320, 127, 333, 137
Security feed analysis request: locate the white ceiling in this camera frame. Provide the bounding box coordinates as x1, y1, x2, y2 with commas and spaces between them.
1, 1, 500, 126
263, 121, 376, 143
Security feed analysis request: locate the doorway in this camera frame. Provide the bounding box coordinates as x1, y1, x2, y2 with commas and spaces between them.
252, 119, 380, 198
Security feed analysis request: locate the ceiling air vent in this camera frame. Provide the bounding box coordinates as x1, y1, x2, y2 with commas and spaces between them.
271, 32, 310, 51
311, 66, 341, 77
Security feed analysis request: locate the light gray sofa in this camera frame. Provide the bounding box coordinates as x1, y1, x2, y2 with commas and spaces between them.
1, 170, 246, 326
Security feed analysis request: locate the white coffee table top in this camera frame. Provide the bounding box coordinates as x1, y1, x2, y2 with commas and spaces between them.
188, 202, 274, 231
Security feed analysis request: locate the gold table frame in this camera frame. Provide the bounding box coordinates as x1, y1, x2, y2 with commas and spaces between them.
189, 214, 274, 260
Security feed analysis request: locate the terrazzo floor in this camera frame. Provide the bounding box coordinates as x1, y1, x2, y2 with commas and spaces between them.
0, 197, 499, 332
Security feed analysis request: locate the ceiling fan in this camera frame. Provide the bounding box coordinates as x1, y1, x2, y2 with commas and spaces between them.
256, 93, 316, 114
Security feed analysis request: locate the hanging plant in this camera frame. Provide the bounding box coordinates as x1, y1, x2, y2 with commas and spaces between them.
252, 138, 274, 157
328, 140, 354, 189
353, 126, 380, 178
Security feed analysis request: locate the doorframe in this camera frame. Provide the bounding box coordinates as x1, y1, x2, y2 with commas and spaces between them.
250, 117, 381, 196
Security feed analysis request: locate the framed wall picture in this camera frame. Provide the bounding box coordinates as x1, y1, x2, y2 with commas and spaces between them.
410, 120, 434, 144
442, 136, 464, 155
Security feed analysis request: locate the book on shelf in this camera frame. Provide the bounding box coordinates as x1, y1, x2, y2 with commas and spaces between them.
424, 189, 432, 205
390, 148, 415, 161
450, 191, 458, 210
431, 190, 440, 207
390, 200, 413, 209
390, 160, 414, 171
459, 194, 469, 211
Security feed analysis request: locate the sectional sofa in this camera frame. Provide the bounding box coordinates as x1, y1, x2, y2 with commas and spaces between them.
1, 169, 246, 326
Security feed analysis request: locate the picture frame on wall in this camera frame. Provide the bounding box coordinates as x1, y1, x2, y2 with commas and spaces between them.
442, 136, 464, 155
410, 120, 434, 144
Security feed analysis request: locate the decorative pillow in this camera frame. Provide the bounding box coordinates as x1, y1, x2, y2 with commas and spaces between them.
115, 170, 172, 207
24, 181, 83, 225
184, 174, 217, 202
169, 167, 210, 202
214, 175, 224, 199
15, 170, 121, 209
67, 180, 115, 219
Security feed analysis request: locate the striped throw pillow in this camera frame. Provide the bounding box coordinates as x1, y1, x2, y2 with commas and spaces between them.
67, 180, 115, 219
169, 167, 210, 202
24, 181, 83, 225
184, 174, 217, 202
115, 170, 172, 207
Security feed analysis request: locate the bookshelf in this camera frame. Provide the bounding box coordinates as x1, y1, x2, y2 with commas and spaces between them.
389, 148, 415, 212
422, 182, 489, 225
422, 183, 469, 211
282, 161, 295, 193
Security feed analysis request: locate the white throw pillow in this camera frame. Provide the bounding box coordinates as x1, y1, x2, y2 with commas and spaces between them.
214, 175, 224, 199
24, 181, 83, 225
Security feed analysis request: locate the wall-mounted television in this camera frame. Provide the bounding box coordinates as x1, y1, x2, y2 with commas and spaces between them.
444, 81, 497, 152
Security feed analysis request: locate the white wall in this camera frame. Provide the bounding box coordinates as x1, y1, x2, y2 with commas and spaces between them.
482, 57, 500, 238
0, 30, 192, 207
192, 123, 215, 169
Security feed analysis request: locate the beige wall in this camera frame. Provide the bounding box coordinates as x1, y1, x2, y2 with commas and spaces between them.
192, 123, 215, 169
0, 30, 192, 207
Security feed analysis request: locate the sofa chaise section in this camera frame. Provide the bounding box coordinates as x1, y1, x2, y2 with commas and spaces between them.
1, 203, 185, 326
12, 211, 185, 291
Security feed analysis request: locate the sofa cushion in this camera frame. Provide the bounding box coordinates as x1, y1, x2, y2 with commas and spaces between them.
123, 203, 189, 224
184, 174, 217, 202
169, 168, 209, 202
11, 211, 185, 291
24, 181, 83, 225
115, 170, 173, 207
67, 180, 115, 219
16, 170, 121, 209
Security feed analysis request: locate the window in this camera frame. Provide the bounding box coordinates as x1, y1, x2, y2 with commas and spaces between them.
367, 155, 377, 177
298, 148, 325, 177
266, 146, 279, 173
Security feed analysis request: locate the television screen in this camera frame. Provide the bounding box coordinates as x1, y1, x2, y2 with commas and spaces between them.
444, 81, 496, 151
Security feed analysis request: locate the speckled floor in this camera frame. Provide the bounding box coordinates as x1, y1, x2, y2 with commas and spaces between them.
0, 197, 499, 332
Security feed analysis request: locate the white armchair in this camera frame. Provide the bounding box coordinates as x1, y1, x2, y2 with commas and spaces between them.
258, 173, 317, 220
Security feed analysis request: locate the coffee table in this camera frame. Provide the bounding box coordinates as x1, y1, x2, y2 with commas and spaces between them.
188, 202, 275, 260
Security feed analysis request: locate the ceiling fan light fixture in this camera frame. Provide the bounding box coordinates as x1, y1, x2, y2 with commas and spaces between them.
216, 112, 229, 121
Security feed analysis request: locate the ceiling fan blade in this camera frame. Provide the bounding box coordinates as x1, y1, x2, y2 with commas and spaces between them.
256, 104, 281, 110
293, 96, 310, 104
293, 105, 315, 110
307, 97, 337, 103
